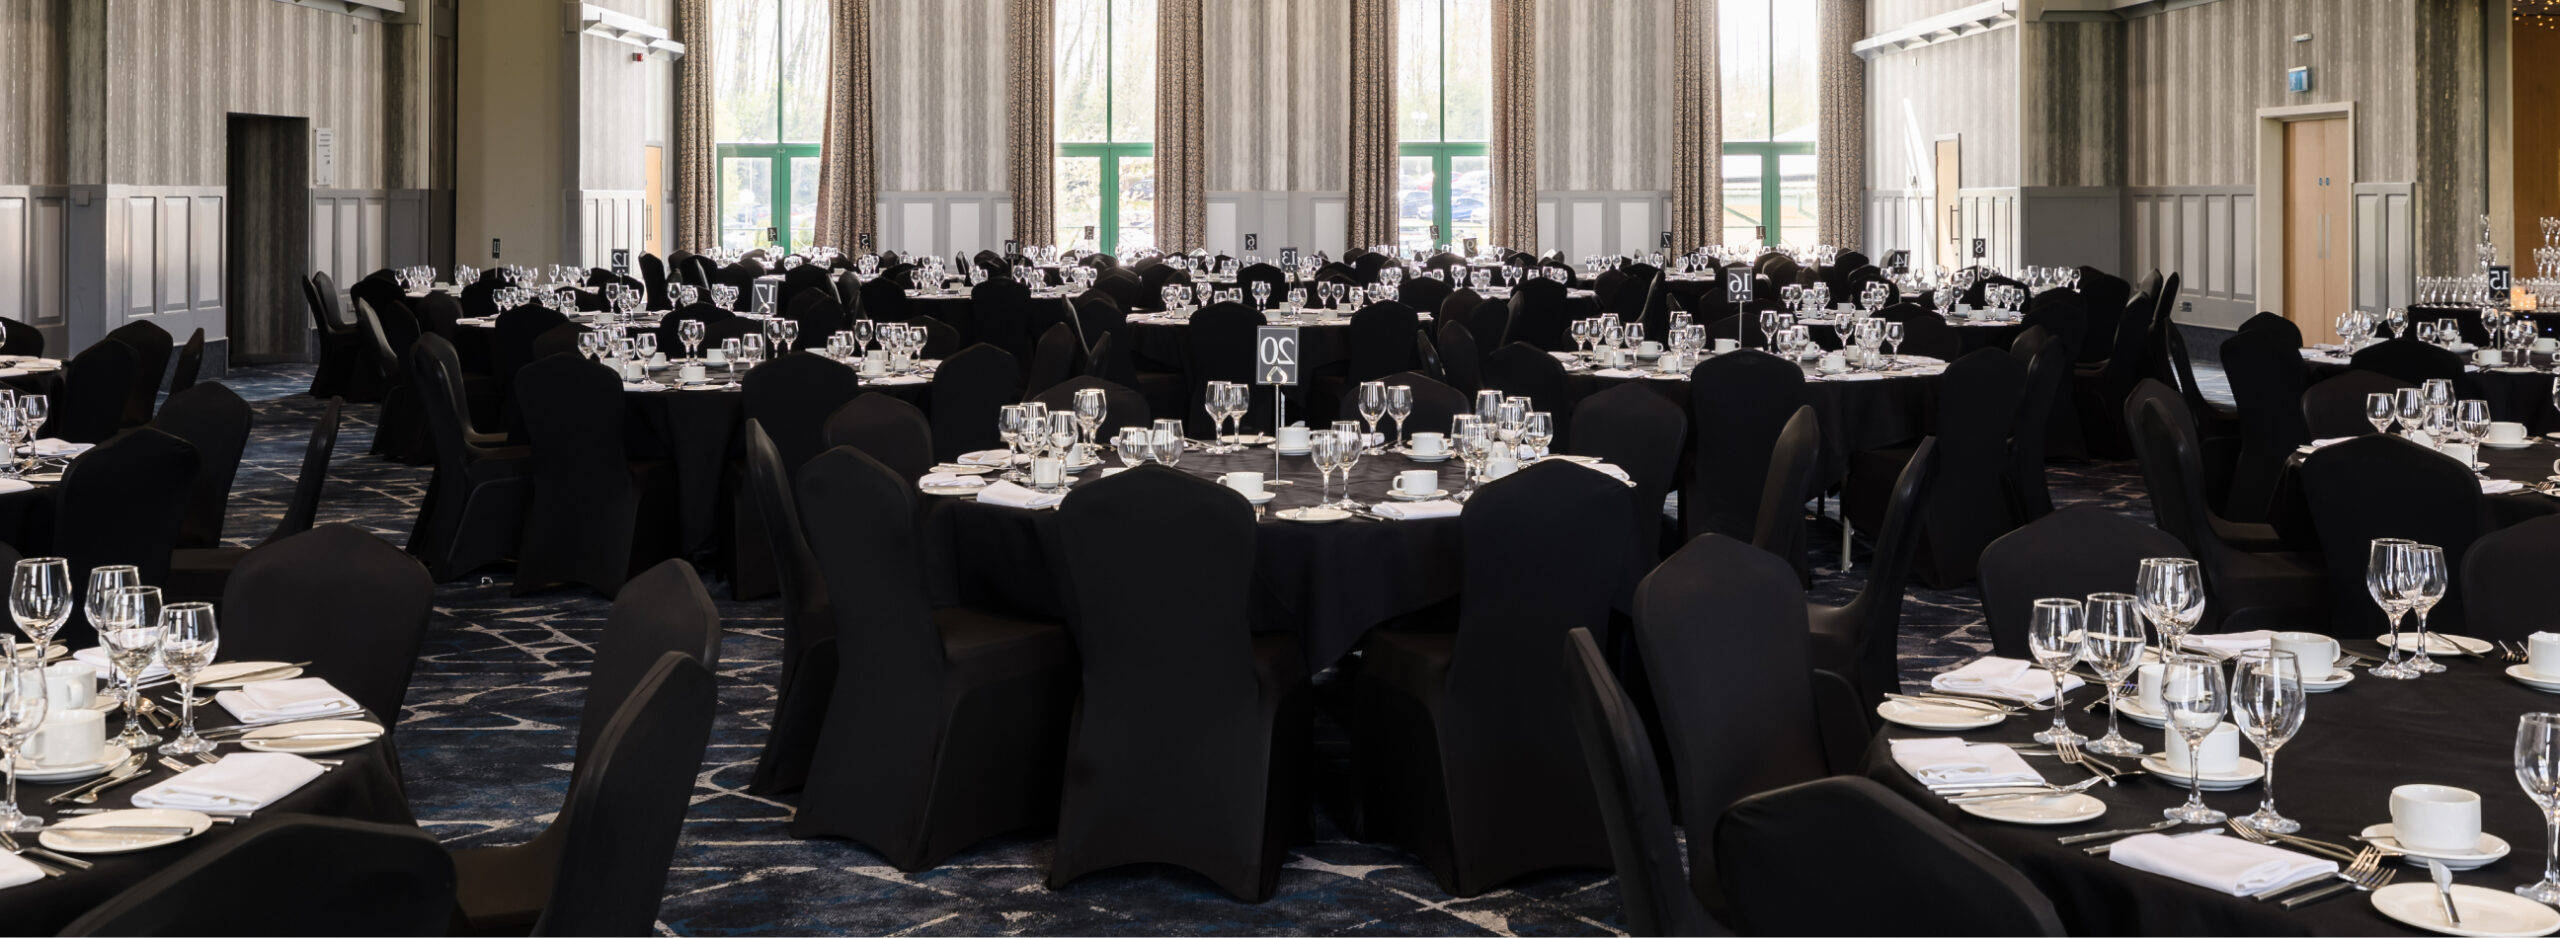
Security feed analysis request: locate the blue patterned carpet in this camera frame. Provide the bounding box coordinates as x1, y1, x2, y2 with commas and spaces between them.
206, 364, 2149, 936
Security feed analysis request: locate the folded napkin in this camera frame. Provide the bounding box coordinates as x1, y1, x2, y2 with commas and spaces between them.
0, 369, 28, 380
0, 480, 31, 496
975, 480, 1065, 509
2484, 479, 2527, 495
866, 374, 929, 386
1548, 351, 1580, 361
1592, 368, 1646, 379
956, 449, 1013, 467
1931, 656, 2083, 703
919, 472, 989, 489
1820, 372, 1887, 382
1551, 459, 1632, 484
621, 382, 665, 393
2305, 436, 2356, 451
1372, 499, 1464, 520
2180, 630, 2277, 659
0, 852, 39, 890
216, 677, 362, 723
27, 439, 91, 458
1886, 737, 2045, 787
2109, 831, 2337, 897
73, 645, 165, 681
131, 752, 327, 814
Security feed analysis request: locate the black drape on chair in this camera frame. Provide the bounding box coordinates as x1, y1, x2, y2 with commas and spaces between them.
928, 344, 1019, 463
1716, 777, 2065, 936
218, 525, 434, 729
1185, 303, 1270, 436
1978, 507, 2189, 659
2298, 434, 2484, 637
1683, 350, 1804, 542
50, 428, 196, 647
1844, 348, 2027, 588
2220, 327, 2314, 522
514, 356, 667, 597
1561, 627, 1715, 938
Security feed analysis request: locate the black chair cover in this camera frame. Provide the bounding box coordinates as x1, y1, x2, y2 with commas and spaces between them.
1399, 273, 1453, 313
1847, 347, 2026, 587
2462, 514, 2560, 644
1684, 350, 1805, 541
2349, 337, 2465, 386
1979, 507, 2190, 658
972, 277, 1040, 364
490, 305, 570, 439
404, 334, 531, 582
1024, 322, 1082, 398
2007, 329, 2071, 524
59, 815, 455, 937
742, 351, 866, 475
529, 653, 717, 936
218, 525, 432, 726
1716, 777, 2066, 936
1752, 406, 1822, 585
2071, 274, 2163, 458
514, 356, 650, 597
2301, 368, 2413, 440
53, 338, 139, 443
1503, 278, 1577, 351
2299, 433, 2484, 637
1567, 383, 1686, 602
928, 343, 1019, 462
104, 320, 173, 428
744, 422, 834, 797
1482, 342, 1574, 446
268, 396, 340, 542
52, 427, 197, 647
2126, 385, 2326, 630
0, 316, 43, 359
911, 314, 961, 358
2221, 327, 2315, 522
1346, 301, 1421, 385
1812, 438, 1938, 715
1048, 465, 1308, 901
860, 273, 914, 323
784, 292, 849, 351
820, 393, 935, 484
652, 302, 736, 358
2239, 310, 2305, 349
1186, 302, 1271, 436
1561, 627, 1716, 938
167, 328, 205, 397
640, 253, 671, 310
151, 382, 251, 550
2075, 267, 2134, 365
1435, 320, 1484, 396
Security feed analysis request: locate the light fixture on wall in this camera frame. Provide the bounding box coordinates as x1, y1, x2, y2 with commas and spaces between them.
572, 2, 687, 59
2519, 0, 2560, 31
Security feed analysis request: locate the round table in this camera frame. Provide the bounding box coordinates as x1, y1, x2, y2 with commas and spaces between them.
2305, 349, 2560, 434
1867, 643, 2560, 935
1566, 353, 1947, 487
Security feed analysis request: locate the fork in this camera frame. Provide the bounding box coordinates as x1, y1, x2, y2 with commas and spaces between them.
2226, 820, 2363, 863
2260, 846, 2386, 902
1942, 775, 2109, 803
2281, 863, 2399, 908
2055, 737, 2117, 787
0, 830, 88, 872
2499, 641, 2531, 664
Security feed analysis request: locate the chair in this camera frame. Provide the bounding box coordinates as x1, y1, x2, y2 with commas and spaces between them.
513, 356, 671, 598
1468, 297, 1512, 367
1345, 301, 1421, 385
1715, 778, 2065, 936
489, 305, 569, 439
1235, 263, 1287, 307
783, 292, 849, 351
639, 253, 671, 310
1186, 302, 1270, 436
1435, 320, 1484, 396
1029, 375, 1151, 440
928, 344, 1020, 462
1811, 438, 1938, 717
448, 561, 723, 936
819, 393, 935, 485
1683, 350, 1806, 542
1978, 507, 2190, 659
404, 334, 532, 582
2350, 337, 2465, 386
150, 382, 252, 551
1844, 348, 2027, 587
167, 328, 205, 396
1635, 534, 1832, 917
2071, 276, 2162, 458
972, 277, 1041, 363
1023, 322, 1082, 398
166, 397, 343, 601
2221, 327, 2315, 523
1048, 465, 1309, 901
2239, 310, 2305, 349
911, 314, 961, 359
744, 423, 834, 797
1567, 383, 1687, 602
651, 303, 735, 359
2127, 385, 2326, 630
1503, 278, 1577, 351
1752, 406, 1822, 585
2074, 267, 2134, 365
45, 428, 191, 648
859, 274, 914, 323
2299, 433, 2484, 637
1400, 273, 1453, 314
216, 525, 433, 727
106, 320, 174, 427
1561, 627, 1716, 938
59, 815, 457, 937
742, 352, 867, 479
2007, 330, 2072, 524
1356, 460, 1630, 896
51, 338, 139, 443
2302, 369, 2414, 439
1482, 342, 1574, 444
789, 447, 1077, 871
2462, 514, 2560, 645
306, 272, 376, 401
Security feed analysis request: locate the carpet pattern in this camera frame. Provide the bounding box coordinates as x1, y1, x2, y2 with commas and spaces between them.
204, 364, 2153, 936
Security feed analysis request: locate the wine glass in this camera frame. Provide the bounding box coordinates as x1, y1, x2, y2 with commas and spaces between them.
1386, 385, 1414, 450
0, 649, 44, 831
1883, 321, 1905, 358
156, 602, 218, 756
2161, 654, 2229, 824
2081, 592, 2148, 756
17, 395, 45, 453
1202, 381, 1231, 451
2367, 537, 2420, 679
1150, 418, 1184, 467
1357, 382, 1389, 455
1331, 420, 1364, 507
2400, 543, 2449, 675
2515, 713, 2560, 903
2457, 399, 2492, 446
1308, 430, 1341, 507
100, 585, 161, 748
1073, 388, 1108, 461
2134, 557, 2206, 653
9, 557, 69, 663
2232, 649, 2306, 833
996, 404, 1029, 480
2365, 392, 2396, 434
1251, 280, 1271, 309
2395, 387, 2427, 434
1521, 411, 1554, 459
1114, 427, 1151, 468
1451, 415, 1486, 500
83, 563, 137, 650
720, 338, 743, 374
2026, 598, 2086, 745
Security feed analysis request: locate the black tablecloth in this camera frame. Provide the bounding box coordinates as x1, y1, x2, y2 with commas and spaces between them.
2269, 435, 2560, 549
1569, 363, 1942, 487
1867, 643, 2554, 935
0, 701, 409, 934
2309, 358, 2560, 434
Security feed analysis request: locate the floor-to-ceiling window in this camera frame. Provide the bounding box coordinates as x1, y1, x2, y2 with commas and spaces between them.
1055, 0, 1157, 255
1396, 0, 1490, 253
1720, 0, 1817, 248
710, 0, 829, 252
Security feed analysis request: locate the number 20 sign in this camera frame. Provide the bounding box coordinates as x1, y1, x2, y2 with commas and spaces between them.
1256, 326, 1301, 386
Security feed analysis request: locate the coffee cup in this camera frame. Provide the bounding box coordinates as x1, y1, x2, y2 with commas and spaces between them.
42, 662, 94, 711
649, 352, 669, 365
1223, 471, 1266, 497
621, 361, 647, 382
2489, 421, 2529, 444
22, 709, 103, 767
1484, 454, 1519, 480
2390, 784, 2484, 852
1398, 469, 1438, 496
2480, 349, 2508, 366
1714, 338, 1740, 353
2135, 662, 2166, 712
2162, 721, 2242, 775
1275, 425, 1311, 452
2269, 632, 2339, 678
1638, 340, 1664, 357
1818, 352, 1848, 374
2537, 338, 2557, 353
678, 363, 708, 383
2531, 631, 2560, 679
2440, 441, 2478, 466
705, 349, 728, 364
1409, 432, 1447, 456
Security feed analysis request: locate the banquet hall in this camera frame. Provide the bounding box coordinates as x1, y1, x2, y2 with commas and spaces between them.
0, 0, 2545, 933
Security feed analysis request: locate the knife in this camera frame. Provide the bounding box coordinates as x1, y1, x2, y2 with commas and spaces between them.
45, 754, 143, 804
2431, 858, 2461, 926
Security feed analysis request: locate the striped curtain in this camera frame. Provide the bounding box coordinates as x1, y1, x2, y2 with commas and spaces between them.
1816, 0, 1864, 249
1346, 0, 1397, 251
814, 0, 878, 251
1668, 0, 1721, 250
1008, 0, 1055, 246
673, 0, 717, 251
1488, 0, 1536, 251
1156, 0, 1207, 252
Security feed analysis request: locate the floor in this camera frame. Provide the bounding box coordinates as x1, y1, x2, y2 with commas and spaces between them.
208, 364, 2151, 936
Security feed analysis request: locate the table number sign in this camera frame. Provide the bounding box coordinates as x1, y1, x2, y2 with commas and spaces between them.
611, 249, 631, 278
1256, 327, 1301, 387
1004, 239, 1020, 257
2491, 265, 2514, 294
858, 232, 872, 249
1972, 238, 1988, 260
1755, 225, 1767, 243
1083, 225, 1097, 243
754, 282, 777, 316
1280, 247, 1301, 270
1660, 231, 1674, 250
1245, 233, 1259, 251
1463, 237, 1478, 256
1726, 269, 1754, 306
1885, 249, 1910, 273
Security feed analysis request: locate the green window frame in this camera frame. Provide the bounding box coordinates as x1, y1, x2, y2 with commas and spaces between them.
1723, 140, 1815, 247
1398, 142, 1486, 250
1055, 2, 1152, 256
716, 142, 820, 253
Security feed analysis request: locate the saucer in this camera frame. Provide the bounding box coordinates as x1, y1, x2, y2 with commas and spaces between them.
2302, 668, 2356, 693
1957, 792, 2106, 826
195, 660, 303, 688
2358, 824, 2512, 871
12, 744, 131, 783
2371, 882, 2560, 937
1276, 507, 1351, 524
237, 718, 385, 755
2377, 633, 2496, 656
920, 483, 990, 497
2138, 752, 2265, 790
38, 808, 213, 855
2114, 699, 2167, 729
1393, 447, 1451, 462
2485, 440, 2537, 450
1386, 488, 1451, 501
1875, 697, 2005, 731
2506, 664, 2560, 693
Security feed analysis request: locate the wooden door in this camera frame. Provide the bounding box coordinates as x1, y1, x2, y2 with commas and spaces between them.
1935, 139, 1961, 270
644, 146, 665, 257
2284, 118, 2353, 338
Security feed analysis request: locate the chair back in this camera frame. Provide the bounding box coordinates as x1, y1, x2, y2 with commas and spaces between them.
2349, 337, 2465, 385
1346, 302, 1421, 384
928, 344, 1020, 462
2221, 327, 2314, 522
1481, 342, 1573, 445
972, 277, 1041, 363
105, 320, 174, 427
2301, 369, 2413, 440
1837, 438, 1940, 708
1921, 348, 2030, 585
53, 428, 198, 645
1024, 322, 1083, 398
2239, 310, 2305, 349
59, 815, 456, 937
168, 328, 206, 397
54, 339, 139, 443
1054, 465, 1264, 741
152, 382, 253, 549
219, 525, 434, 722
1561, 627, 1713, 938
1503, 278, 1576, 351
269, 397, 342, 543
1186, 303, 1271, 434
795, 447, 944, 691
1979, 507, 2189, 658
2299, 434, 2485, 637
534, 652, 717, 937
742, 351, 867, 474
820, 393, 935, 485
1434, 320, 1483, 395
1685, 350, 1805, 541
1568, 383, 1687, 595
2463, 514, 2560, 644
1752, 406, 1821, 581
513, 356, 635, 594
1716, 777, 2065, 936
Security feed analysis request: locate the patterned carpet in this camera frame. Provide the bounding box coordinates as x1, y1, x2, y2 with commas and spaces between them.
206, 364, 2152, 936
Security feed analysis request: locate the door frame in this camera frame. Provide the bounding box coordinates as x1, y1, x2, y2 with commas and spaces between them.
2256, 103, 2356, 322
1933, 134, 1960, 270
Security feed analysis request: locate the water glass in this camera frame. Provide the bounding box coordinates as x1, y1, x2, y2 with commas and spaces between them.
101, 585, 161, 749
0, 650, 44, 832
2515, 713, 2560, 903
9, 557, 69, 663
2084, 592, 2147, 756
2161, 654, 2229, 823
2233, 649, 2306, 833
2027, 598, 2087, 745
156, 602, 218, 756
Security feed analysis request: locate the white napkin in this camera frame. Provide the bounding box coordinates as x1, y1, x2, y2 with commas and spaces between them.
2109, 831, 2337, 897
956, 449, 1012, 467
2180, 630, 2277, 659
620, 382, 665, 392
1592, 368, 1646, 379
1552, 459, 1633, 484
73, 646, 165, 681
1821, 372, 1887, 382
2304, 437, 2356, 451
1887, 737, 2045, 787
2484, 479, 2527, 495
866, 374, 929, 386
975, 480, 1065, 509
919, 472, 988, 489
0, 479, 31, 496
1548, 351, 1580, 361
26, 439, 90, 458
1372, 499, 1464, 520
0, 852, 39, 890
1932, 656, 2083, 703
216, 677, 362, 723
130, 752, 327, 815
0, 369, 27, 380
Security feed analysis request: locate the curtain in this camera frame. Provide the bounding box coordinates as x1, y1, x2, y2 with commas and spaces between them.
1668, 0, 1721, 251
815, 0, 878, 251
1156, 0, 1207, 253
673, 0, 718, 251
1008, 0, 1055, 247
1488, 0, 1535, 251
1816, 0, 1864, 249
1346, 0, 1397, 252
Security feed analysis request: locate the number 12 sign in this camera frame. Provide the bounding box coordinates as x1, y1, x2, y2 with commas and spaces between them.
1256, 326, 1301, 386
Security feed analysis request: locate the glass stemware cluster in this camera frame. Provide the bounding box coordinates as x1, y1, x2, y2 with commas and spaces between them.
2365, 538, 2449, 679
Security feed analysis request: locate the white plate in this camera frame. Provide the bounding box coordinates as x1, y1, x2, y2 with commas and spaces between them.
2138, 752, 2265, 790
10, 744, 129, 783
1392, 447, 1451, 462
2359, 824, 2513, 871
38, 808, 212, 855
2372, 882, 2560, 937
920, 483, 990, 497
1276, 507, 1352, 524
2114, 698, 2168, 729
8, 644, 67, 663
2378, 633, 2496, 656
1211, 479, 1276, 505
1274, 448, 1311, 456
238, 718, 384, 755
2510, 665, 2560, 693
2484, 440, 2537, 450
194, 661, 303, 689
2304, 668, 2356, 693
1875, 698, 2005, 731
931, 464, 995, 476
1385, 488, 1451, 501
1957, 792, 2106, 826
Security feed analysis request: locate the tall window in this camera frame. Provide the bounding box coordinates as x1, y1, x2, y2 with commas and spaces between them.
1396, 0, 1489, 252
711, 0, 828, 252
1055, 0, 1156, 255
1720, 0, 1817, 247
